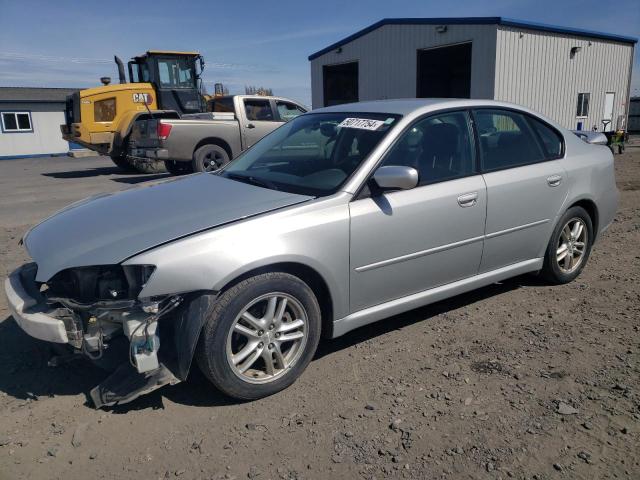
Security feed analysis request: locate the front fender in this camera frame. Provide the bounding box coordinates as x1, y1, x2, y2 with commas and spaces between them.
124, 196, 351, 320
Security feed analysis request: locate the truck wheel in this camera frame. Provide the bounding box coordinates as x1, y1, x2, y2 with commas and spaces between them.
192, 144, 229, 172
110, 155, 136, 172
195, 272, 321, 400
164, 160, 193, 176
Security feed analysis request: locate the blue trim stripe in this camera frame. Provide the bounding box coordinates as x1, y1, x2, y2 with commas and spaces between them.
308, 17, 637, 60
0, 153, 68, 160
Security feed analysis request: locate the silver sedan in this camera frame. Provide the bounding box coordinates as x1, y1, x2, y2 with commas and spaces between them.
5, 99, 618, 407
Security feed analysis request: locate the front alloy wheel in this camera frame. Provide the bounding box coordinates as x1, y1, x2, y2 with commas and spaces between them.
227, 293, 308, 383
196, 272, 321, 400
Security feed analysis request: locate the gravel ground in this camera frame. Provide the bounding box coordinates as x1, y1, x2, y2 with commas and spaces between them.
0, 152, 638, 480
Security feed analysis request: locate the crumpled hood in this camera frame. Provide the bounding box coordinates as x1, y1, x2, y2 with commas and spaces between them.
25, 173, 312, 282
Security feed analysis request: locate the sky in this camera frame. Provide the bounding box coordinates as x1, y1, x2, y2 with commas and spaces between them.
0, 0, 638, 107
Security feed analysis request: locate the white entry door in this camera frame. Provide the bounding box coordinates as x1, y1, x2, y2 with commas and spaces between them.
602, 92, 615, 131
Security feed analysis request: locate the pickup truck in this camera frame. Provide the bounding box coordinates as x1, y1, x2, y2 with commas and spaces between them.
128, 95, 307, 174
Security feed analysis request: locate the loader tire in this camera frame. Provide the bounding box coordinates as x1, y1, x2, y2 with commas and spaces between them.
110, 155, 136, 172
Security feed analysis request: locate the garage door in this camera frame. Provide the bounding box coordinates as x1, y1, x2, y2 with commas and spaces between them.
417, 42, 472, 99
323, 62, 359, 107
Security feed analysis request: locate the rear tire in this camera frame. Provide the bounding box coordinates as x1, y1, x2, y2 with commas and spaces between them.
541, 206, 593, 284
164, 160, 193, 176
195, 272, 321, 400
192, 144, 229, 173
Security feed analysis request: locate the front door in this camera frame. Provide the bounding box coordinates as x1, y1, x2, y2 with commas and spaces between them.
242, 98, 283, 148
473, 108, 569, 272
349, 110, 486, 312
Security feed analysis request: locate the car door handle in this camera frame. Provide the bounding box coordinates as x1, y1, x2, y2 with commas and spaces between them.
245, 123, 255, 129
457, 192, 478, 207
547, 175, 562, 187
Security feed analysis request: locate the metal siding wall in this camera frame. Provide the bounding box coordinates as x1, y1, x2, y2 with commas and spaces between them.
310, 24, 498, 109
495, 26, 634, 130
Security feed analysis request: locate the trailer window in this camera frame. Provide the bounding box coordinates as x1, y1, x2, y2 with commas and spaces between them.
1, 112, 33, 132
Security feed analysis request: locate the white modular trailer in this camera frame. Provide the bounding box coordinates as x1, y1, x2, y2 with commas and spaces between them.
309, 17, 636, 131
0, 88, 78, 159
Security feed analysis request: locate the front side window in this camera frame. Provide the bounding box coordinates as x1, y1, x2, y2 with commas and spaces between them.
244, 99, 274, 121
576, 93, 590, 117
94, 98, 116, 122
1, 112, 32, 132
474, 109, 545, 171
220, 112, 400, 196
276, 101, 306, 121
157, 58, 195, 88
381, 111, 475, 185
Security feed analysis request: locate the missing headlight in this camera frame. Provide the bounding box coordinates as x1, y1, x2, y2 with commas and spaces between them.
45, 264, 156, 304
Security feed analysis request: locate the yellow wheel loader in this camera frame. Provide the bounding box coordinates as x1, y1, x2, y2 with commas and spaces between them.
61, 51, 206, 173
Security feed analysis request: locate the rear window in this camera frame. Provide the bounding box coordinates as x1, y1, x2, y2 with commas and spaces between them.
210, 97, 234, 113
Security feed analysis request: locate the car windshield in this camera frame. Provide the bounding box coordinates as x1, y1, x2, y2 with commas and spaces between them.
219, 112, 401, 196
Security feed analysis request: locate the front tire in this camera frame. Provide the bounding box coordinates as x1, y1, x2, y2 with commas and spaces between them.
541, 206, 593, 284
192, 144, 229, 173
195, 272, 321, 400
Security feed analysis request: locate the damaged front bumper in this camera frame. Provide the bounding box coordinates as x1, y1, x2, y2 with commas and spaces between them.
5, 264, 69, 343
4, 263, 188, 409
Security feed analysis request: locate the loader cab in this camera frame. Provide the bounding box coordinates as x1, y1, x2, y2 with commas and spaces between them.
127, 51, 204, 114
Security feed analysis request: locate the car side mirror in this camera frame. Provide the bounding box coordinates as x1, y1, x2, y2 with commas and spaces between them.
371, 165, 419, 192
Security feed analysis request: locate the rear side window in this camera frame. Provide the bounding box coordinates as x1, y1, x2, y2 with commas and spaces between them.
527, 116, 563, 159
473, 109, 545, 172
244, 99, 274, 121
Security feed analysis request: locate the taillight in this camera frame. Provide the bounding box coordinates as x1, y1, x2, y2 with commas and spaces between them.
157, 121, 172, 140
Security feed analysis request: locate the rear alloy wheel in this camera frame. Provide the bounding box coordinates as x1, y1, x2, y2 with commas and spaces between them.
541, 206, 593, 284
196, 272, 321, 400
556, 218, 588, 274
192, 144, 229, 173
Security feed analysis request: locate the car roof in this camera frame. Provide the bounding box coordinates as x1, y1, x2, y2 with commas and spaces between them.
312, 98, 563, 129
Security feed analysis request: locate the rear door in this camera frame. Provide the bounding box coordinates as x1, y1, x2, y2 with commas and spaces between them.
474, 108, 568, 273
241, 98, 283, 148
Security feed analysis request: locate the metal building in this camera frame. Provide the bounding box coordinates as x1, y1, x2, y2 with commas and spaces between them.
309, 17, 636, 131
0, 87, 78, 159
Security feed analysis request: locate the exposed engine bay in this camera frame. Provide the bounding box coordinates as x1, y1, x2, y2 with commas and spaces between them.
22, 262, 193, 408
